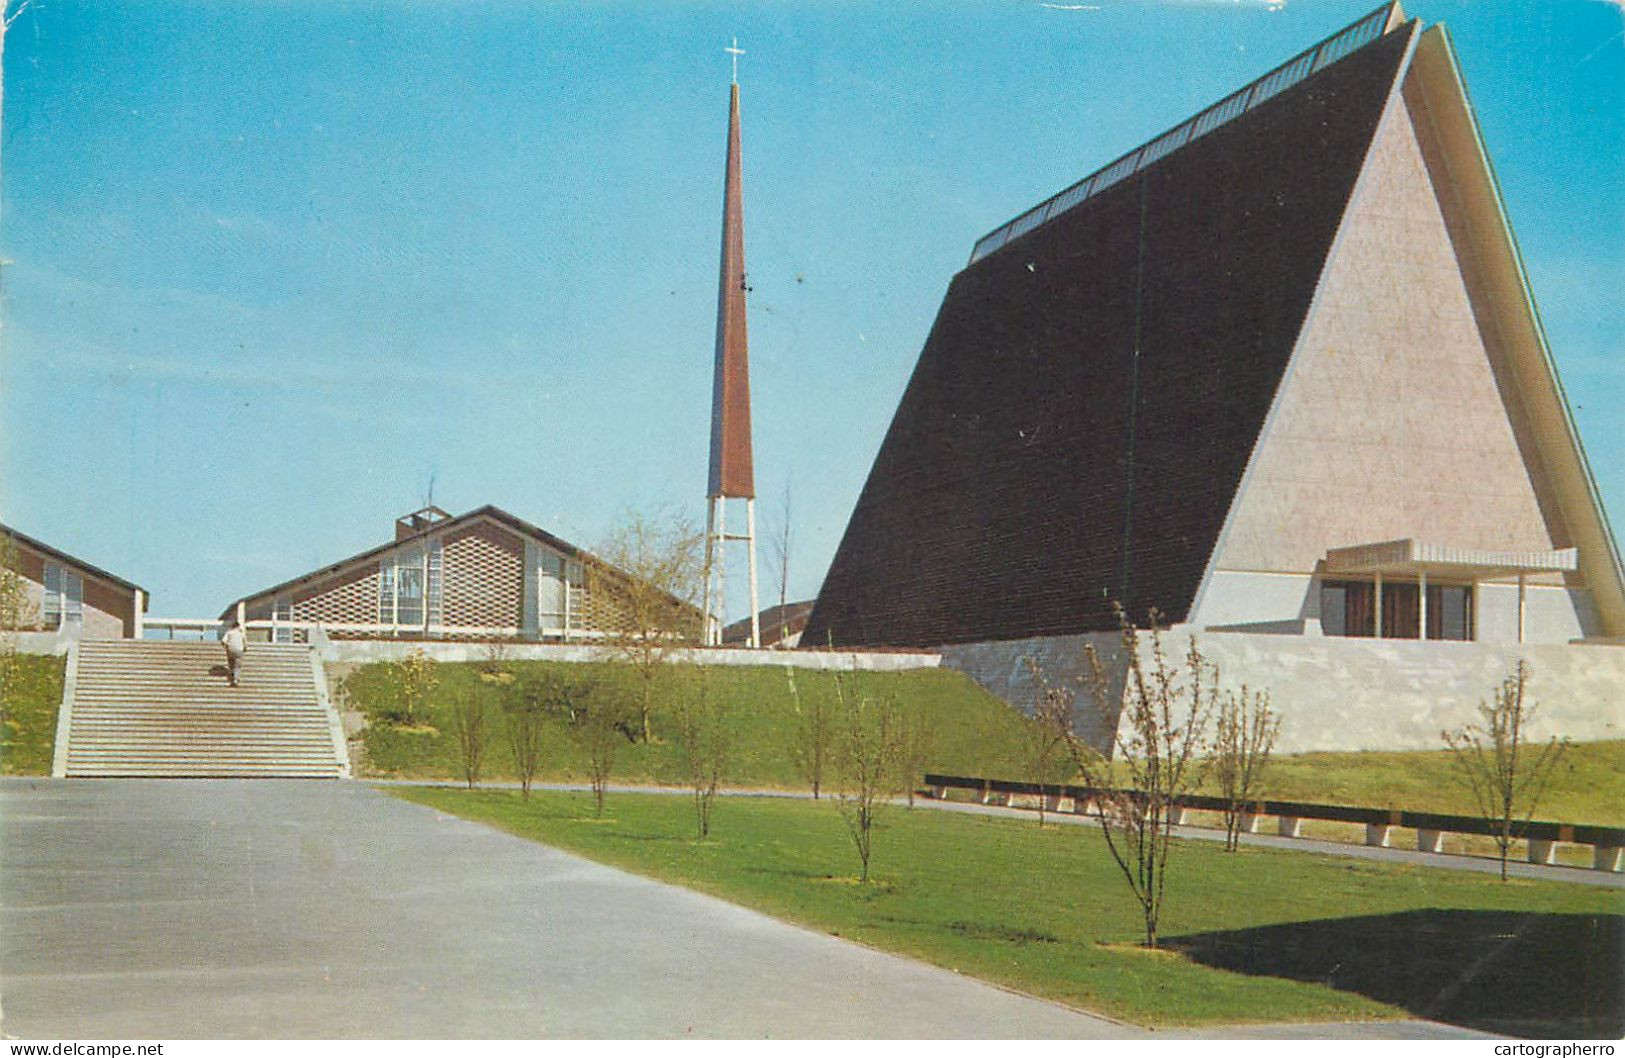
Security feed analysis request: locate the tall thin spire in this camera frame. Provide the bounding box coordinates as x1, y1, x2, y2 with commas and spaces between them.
704, 49, 760, 648
708, 81, 754, 501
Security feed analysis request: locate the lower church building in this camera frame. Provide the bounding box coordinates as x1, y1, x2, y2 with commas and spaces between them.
803, 4, 1624, 752
223, 505, 646, 643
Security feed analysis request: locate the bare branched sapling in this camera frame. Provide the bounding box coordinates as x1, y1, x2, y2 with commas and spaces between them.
831, 668, 908, 884
673, 666, 729, 839
1069, 607, 1214, 948
1442, 660, 1569, 881
787, 665, 834, 799
449, 681, 492, 790
1212, 684, 1279, 852
1022, 656, 1077, 827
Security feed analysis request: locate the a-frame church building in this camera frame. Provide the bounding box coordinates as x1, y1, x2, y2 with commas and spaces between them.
803, 4, 1624, 752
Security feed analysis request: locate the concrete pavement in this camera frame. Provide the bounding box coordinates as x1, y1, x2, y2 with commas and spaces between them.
0, 777, 1133, 1039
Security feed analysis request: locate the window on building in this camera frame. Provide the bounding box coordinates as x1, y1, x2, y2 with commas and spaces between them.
272, 598, 294, 643
1427, 584, 1473, 641
42, 563, 83, 630
1320, 580, 1373, 637
380, 540, 443, 633
1320, 579, 1473, 641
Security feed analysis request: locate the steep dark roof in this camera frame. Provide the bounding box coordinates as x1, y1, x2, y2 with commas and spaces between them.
805, 15, 1416, 649
0, 522, 146, 595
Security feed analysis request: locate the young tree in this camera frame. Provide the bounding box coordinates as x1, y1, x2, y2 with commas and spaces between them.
768, 483, 793, 645
448, 681, 493, 790
1211, 684, 1279, 852
672, 665, 728, 839
831, 668, 908, 884
898, 700, 936, 809
0, 534, 39, 691
503, 676, 548, 801
573, 685, 626, 818
398, 647, 438, 726
1021, 656, 1077, 827
1442, 660, 1570, 881
1068, 606, 1214, 948
590, 509, 705, 742
786, 665, 835, 799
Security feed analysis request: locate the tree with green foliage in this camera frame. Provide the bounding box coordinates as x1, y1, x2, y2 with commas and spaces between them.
672, 665, 728, 839
1021, 656, 1077, 827
1069, 606, 1214, 948
591, 509, 705, 743
831, 668, 908, 884
1, 533, 39, 701
1442, 659, 1570, 881
1212, 684, 1279, 852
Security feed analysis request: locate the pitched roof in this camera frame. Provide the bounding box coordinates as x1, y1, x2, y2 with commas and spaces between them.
0, 522, 146, 595
723, 599, 814, 645
222, 505, 601, 615
805, 10, 1418, 648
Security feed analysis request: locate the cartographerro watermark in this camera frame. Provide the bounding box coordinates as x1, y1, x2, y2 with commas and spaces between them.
1494, 1047, 1615, 1057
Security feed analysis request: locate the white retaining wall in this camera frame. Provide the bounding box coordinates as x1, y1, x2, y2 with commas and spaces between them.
941, 627, 1624, 754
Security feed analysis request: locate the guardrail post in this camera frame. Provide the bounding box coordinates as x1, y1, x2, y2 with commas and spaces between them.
1593, 845, 1623, 873
1526, 839, 1557, 866
980, 781, 993, 806
1043, 791, 1061, 813
1072, 797, 1094, 816
1277, 816, 1302, 838
1168, 806, 1187, 826
930, 784, 946, 800
1417, 829, 1445, 854
1365, 824, 1392, 848
1240, 811, 1263, 834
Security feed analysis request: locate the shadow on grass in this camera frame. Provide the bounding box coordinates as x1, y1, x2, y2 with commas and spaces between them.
1166, 909, 1623, 1038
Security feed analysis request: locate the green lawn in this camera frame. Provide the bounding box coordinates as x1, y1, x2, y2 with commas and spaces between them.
389, 786, 1624, 1036
1, 653, 64, 775
1232, 741, 1625, 826
346, 660, 1039, 788
349, 654, 1623, 826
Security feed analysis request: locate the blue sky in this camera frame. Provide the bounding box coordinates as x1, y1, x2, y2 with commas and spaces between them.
2, 0, 1621, 620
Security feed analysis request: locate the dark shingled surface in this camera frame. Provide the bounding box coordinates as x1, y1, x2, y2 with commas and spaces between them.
805, 23, 1415, 649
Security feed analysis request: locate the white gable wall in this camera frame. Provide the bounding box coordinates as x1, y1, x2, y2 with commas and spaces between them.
1193, 80, 1597, 642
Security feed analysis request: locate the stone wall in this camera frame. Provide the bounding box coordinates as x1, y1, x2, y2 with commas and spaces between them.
942, 627, 1624, 754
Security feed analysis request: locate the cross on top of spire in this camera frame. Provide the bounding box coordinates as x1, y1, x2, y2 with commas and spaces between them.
725, 37, 745, 84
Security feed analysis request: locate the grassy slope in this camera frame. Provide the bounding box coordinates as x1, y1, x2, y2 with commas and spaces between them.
391, 786, 1624, 1034
1233, 741, 1625, 826
349, 656, 1623, 824
348, 661, 1039, 787
1, 654, 64, 775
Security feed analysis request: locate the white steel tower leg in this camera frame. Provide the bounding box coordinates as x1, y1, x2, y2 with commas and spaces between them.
746, 497, 761, 649
716, 499, 728, 646
703, 497, 719, 645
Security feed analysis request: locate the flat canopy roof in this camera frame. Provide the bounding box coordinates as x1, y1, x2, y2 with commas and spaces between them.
1326, 539, 1578, 579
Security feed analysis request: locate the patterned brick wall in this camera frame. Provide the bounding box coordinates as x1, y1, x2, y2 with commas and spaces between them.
442, 521, 523, 630
291, 563, 381, 632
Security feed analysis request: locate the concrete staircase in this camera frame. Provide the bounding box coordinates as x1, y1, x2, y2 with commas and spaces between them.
57, 640, 348, 779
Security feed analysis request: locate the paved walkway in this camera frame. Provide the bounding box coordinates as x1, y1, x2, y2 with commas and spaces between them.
0, 778, 1497, 1040
0, 778, 1129, 1039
